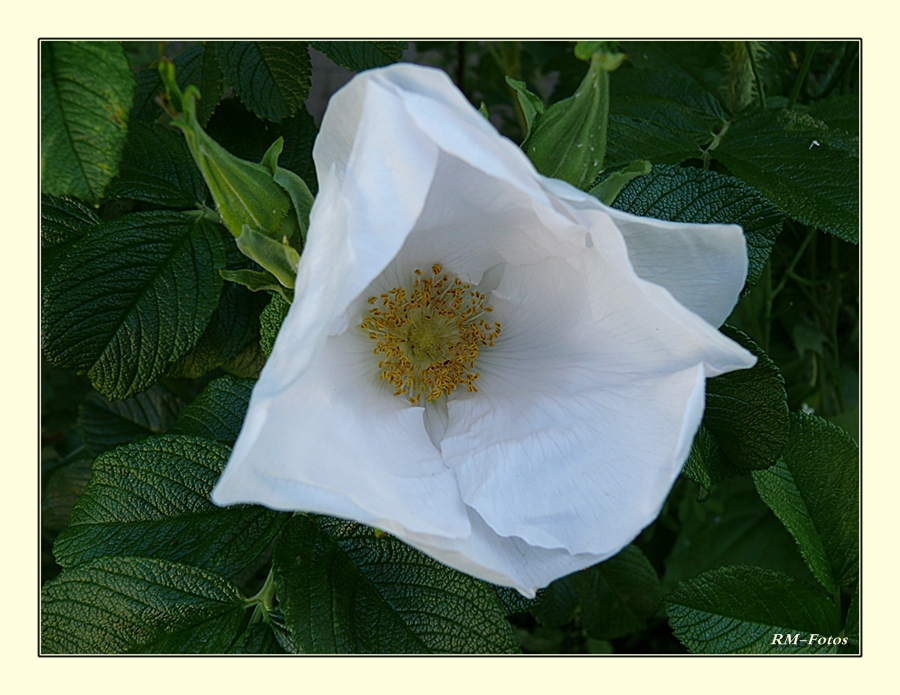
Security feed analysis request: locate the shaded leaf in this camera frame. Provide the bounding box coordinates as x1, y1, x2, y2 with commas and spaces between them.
703, 326, 790, 471
41, 41, 134, 203
41, 556, 245, 654
41, 211, 225, 400
52, 435, 287, 577
667, 565, 841, 654
579, 545, 661, 640
41, 194, 100, 286
132, 42, 223, 126
310, 41, 407, 71
217, 42, 311, 123
273, 515, 520, 654
613, 164, 782, 291
229, 622, 287, 654
170, 374, 255, 446
77, 384, 185, 456
665, 475, 816, 591
714, 109, 858, 243
752, 412, 859, 592
807, 93, 859, 135
106, 121, 207, 207
259, 294, 290, 357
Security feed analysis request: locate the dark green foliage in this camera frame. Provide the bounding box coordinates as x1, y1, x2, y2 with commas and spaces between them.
41, 212, 226, 400
714, 109, 858, 243
42, 556, 246, 654
272, 515, 520, 653
217, 42, 312, 123
132, 42, 223, 126
612, 165, 782, 291
666, 565, 841, 654
76, 384, 185, 456
106, 121, 208, 207
311, 41, 408, 71
41, 41, 134, 203
52, 435, 288, 576
703, 326, 791, 472
752, 413, 859, 592
40, 40, 858, 656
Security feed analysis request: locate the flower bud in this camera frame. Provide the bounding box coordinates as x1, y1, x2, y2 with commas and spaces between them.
158, 59, 313, 286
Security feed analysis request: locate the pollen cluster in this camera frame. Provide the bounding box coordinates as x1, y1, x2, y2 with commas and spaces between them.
361, 264, 501, 405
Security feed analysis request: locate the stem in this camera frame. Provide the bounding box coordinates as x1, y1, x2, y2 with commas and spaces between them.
747, 43, 767, 109
788, 42, 818, 109
761, 261, 772, 352
244, 567, 276, 624
772, 227, 817, 298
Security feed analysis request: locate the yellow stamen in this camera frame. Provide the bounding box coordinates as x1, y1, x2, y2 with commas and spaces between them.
360, 264, 501, 405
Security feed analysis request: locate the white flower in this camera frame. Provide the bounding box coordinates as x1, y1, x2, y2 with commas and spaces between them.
212, 64, 756, 597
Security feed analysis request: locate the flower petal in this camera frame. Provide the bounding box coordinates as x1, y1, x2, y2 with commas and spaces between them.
541, 177, 748, 326
212, 329, 472, 540
384, 507, 612, 598
441, 247, 754, 555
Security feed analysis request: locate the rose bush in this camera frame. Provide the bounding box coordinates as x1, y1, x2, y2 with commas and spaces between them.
211, 64, 755, 596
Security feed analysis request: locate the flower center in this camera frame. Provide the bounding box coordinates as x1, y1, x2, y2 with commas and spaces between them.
361, 264, 501, 405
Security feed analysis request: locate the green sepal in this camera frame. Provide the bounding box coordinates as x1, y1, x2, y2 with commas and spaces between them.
505, 76, 545, 138
523, 47, 623, 189
158, 59, 305, 256
235, 225, 300, 290
220, 268, 293, 302
261, 137, 315, 240
588, 160, 651, 205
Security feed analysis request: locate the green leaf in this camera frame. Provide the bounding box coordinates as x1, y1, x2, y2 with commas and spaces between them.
578, 545, 661, 640
493, 585, 540, 616
603, 67, 727, 169
166, 279, 265, 379
132, 43, 223, 126
41, 41, 135, 203
41, 556, 245, 653
169, 374, 254, 446
752, 412, 859, 592
714, 109, 858, 243
76, 385, 185, 457
807, 93, 858, 135
273, 515, 520, 654
259, 294, 291, 357
681, 425, 722, 490
42, 458, 94, 538
41, 211, 226, 400
159, 63, 303, 249
588, 159, 651, 206
665, 476, 816, 591
217, 42, 311, 123
621, 41, 730, 111
523, 51, 613, 189
703, 326, 790, 471
667, 565, 842, 653
310, 41, 407, 71
844, 586, 859, 648
505, 76, 545, 137
106, 121, 207, 207
530, 573, 580, 628
52, 435, 287, 576
205, 100, 318, 194
221, 339, 266, 379
41, 194, 100, 286
612, 164, 782, 291
531, 545, 660, 639
229, 622, 286, 654
221, 268, 291, 299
